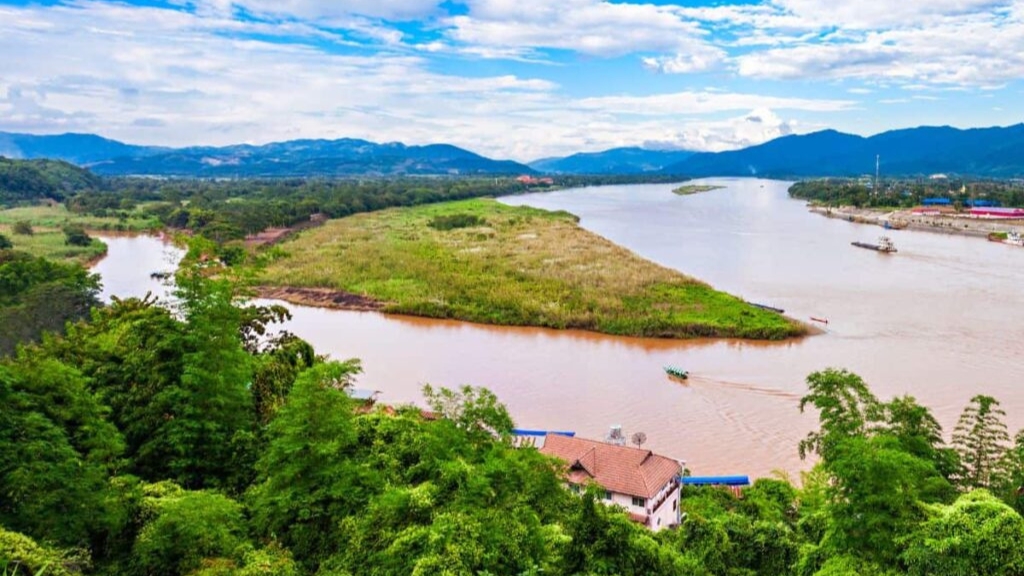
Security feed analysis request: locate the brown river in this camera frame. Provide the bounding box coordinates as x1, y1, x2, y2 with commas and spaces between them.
92, 178, 1024, 478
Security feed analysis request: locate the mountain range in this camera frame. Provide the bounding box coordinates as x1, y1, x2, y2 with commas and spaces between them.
0, 133, 531, 177
3, 124, 1024, 178
664, 124, 1024, 178
528, 147, 694, 174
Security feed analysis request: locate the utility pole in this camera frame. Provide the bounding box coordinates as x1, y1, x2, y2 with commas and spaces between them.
874, 154, 880, 195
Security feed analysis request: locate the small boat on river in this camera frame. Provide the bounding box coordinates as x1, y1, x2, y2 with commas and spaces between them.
851, 236, 897, 253
150, 271, 172, 280
664, 366, 689, 380
748, 302, 785, 314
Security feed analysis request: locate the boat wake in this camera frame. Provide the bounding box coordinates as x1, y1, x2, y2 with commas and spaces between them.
685, 375, 802, 401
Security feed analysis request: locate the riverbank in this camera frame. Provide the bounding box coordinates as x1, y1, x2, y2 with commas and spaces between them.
0, 222, 107, 264
808, 205, 1024, 239
672, 184, 724, 196
251, 198, 806, 340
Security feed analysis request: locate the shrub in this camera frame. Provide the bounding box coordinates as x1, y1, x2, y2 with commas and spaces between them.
12, 221, 33, 235
0, 234, 11, 250
62, 226, 91, 247
427, 213, 486, 231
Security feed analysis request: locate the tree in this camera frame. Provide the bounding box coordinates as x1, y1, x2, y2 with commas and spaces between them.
798, 368, 880, 460
169, 258, 254, 488
249, 361, 363, 570
0, 250, 101, 356
0, 360, 121, 548
952, 395, 1010, 490
422, 384, 515, 440
132, 486, 248, 576
993, 429, 1024, 513
902, 490, 1024, 576
881, 395, 961, 485
821, 435, 949, 565
63, 225, 91, 247
0, 234, 10, 250
0, 526, 80, 576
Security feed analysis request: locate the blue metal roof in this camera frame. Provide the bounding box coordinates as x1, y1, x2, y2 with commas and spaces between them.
681, 475, 751, 486
922, 197, 952, 205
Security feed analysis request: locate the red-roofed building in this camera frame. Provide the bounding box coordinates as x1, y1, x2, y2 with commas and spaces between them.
539, 434, 682, 531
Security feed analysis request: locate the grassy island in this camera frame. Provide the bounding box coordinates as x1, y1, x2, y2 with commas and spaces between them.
253, 199, 805, 340
672, 184, 724, 196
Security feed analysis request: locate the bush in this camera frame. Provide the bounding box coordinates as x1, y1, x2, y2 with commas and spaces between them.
63, 225, 92, 247
12, 221, 33, 235
427, 213, 487, 231
0, 234, 11, 250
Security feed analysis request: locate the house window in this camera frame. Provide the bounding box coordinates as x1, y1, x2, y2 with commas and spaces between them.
603, 490, 612, 500
632, 496, 645, 508
570, 484, 581, 494
673, 499, 677, 511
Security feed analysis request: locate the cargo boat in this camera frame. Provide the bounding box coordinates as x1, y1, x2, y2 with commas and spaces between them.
851, 236, 897, 253
988, 231, 1024, 247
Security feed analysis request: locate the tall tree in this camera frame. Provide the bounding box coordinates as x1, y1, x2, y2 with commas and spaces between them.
881, 395, 961, 484
952, 395, 1010, 490
798, 368, 881, 460
249, 361, 363, 570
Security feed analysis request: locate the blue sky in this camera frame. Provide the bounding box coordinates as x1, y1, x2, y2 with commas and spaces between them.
0, 0, 1021, 160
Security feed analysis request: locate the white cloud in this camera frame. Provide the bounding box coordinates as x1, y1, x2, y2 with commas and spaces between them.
574, 91, 853, 115
192, 0, 442, 21
442, 0, 723, 69
0, 1, 857, 160
640, 108, 811, 152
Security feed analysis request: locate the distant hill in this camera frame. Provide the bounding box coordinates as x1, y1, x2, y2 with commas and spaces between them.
530, 147, 694, 174
0, 132, 162, 165
664, 124, 1024, 178
0, 132, 532, 177
0, 157, 102, 204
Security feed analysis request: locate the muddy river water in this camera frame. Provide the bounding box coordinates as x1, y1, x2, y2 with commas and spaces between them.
92, 178, 1024, 478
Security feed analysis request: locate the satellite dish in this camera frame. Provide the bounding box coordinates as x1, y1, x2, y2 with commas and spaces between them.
631, 431, 647, 449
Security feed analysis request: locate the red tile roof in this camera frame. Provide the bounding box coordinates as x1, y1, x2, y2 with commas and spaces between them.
540, 434, 682, 499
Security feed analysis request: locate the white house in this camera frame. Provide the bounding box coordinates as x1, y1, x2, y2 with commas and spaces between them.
538, 433, 682, 531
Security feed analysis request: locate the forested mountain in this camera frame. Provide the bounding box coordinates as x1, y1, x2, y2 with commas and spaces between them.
529, 147, 693, 174
664, 124, 1024, 178
0, 132, 532, 177
0, 132, 160, 164
0, 157, 103, 204
8, 124, 1024, 178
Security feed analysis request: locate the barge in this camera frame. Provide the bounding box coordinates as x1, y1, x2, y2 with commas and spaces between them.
851, 236, 897, 253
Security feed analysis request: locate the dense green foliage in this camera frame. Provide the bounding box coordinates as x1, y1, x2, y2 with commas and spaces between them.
0, 250, 101, 356
427, 212, 487, 230
0, 157, 102, 205
5, 250, 1024, 575
790, 178, 1024, 208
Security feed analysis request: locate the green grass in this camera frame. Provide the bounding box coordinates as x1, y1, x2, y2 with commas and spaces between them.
254, 198, 806, 340
0, 223, 107, 264
0, 204, 160, 232
672, 184, 725, 196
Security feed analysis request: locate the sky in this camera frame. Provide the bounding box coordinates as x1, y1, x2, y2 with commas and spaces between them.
0, 0, 1022, 161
